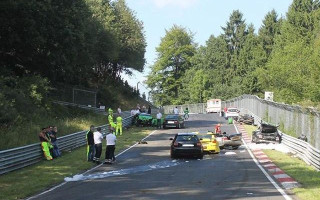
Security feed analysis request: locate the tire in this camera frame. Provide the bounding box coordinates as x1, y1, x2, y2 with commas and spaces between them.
232, 146, 239, 150
170, 151, 176, 159
198, 154, 204, 159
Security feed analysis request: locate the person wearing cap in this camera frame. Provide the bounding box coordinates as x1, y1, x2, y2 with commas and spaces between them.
86, 125, 95, 161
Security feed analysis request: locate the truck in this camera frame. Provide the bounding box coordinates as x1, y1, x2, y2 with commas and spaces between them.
206, 99, 221, 113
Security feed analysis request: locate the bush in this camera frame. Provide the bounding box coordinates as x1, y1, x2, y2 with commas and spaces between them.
0, 75, 49, 126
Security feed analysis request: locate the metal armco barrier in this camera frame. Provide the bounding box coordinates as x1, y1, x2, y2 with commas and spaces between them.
0, 116, 134, 175
242, 109, 320, 171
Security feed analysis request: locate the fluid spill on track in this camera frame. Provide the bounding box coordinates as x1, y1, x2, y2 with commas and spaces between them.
65, 160, 181, 182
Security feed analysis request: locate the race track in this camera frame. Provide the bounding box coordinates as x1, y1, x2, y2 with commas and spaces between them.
29, 114, 294, 200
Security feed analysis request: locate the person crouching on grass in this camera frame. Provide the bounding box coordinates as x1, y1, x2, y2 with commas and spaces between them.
39, 128, 53, 160
104, 128, 117, 164
93, 127, 103, 164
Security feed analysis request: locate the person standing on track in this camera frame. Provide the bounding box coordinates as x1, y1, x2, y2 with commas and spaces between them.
184, 107, 189, 120
156, 110, 162, 129
104, 131, 117, 164
86, 125, 95, 162
116, 114, 123, 136
173, 106, 179, 115
215, 124, 222, 135
93, 127, 103, 164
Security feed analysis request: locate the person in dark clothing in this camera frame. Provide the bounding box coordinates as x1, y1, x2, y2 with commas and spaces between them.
48, 126, 61, 158
86, 125, 95, 161
148, 105, 151, 114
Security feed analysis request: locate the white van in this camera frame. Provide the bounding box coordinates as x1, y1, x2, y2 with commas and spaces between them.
206, 99, 221, 113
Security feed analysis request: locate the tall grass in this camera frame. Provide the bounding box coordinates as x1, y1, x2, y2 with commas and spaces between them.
0, 104, 106, 150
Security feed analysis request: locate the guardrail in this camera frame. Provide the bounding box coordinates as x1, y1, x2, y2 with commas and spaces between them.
0, 116, 134, 175
241, 108, 320, 170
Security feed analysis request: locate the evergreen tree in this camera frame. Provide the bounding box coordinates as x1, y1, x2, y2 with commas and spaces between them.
258, 9, 282, 59
147, 25, 196, 105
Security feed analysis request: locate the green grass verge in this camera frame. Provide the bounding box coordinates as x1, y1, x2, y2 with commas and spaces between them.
242, 124, 257, 137
0, 127, 153, 200
0, 104, 106, 150
263, 150, 320, 200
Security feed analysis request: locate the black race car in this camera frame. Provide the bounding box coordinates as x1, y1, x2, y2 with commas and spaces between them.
170, 133, 203, 159
252, 122, 280, 143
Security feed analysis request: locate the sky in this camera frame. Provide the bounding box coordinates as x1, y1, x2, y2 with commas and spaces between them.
123, 0, 293, 100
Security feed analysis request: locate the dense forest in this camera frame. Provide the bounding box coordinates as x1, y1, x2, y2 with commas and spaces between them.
147, 0, 320, 106
0, 0, 146, 125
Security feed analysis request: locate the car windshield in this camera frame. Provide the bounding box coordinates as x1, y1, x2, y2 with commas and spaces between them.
176, 135, 199, 142
140, 114, 150, 116
200, 135, 212, 140
166, 115, 178, 119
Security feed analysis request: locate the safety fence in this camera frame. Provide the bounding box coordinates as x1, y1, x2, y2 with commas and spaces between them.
0, 116, 134, 175
53, 100, 154, 119
53, 100, 107, 115
163, 103, 206, 115
242, 108, 320, 170
163, 95, 320, 170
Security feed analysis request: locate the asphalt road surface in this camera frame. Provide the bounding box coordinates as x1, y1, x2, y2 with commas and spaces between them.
30, 114, 294, 200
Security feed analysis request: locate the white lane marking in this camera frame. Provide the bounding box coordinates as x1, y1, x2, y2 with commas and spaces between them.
225, 152, 237, 155
26, 130, 157, 200
274, 174, 291, 179
233, 124, 292, 200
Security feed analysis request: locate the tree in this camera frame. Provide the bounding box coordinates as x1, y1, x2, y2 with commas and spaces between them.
147, 25, 196, 105
259, 0, 320, 103
258, 10, 282, 59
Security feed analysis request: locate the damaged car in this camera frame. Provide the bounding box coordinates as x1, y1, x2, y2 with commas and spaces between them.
238, 114, 254, 125
252, 122, 281, 143
216, 132, 242, 150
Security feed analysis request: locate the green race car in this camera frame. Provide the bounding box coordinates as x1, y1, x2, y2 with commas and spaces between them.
135, 113, 154, 126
